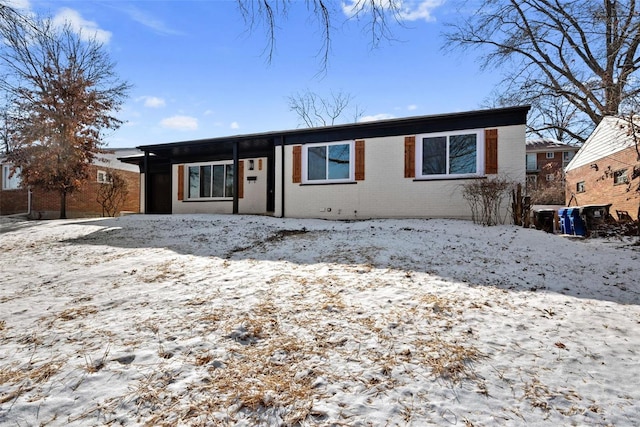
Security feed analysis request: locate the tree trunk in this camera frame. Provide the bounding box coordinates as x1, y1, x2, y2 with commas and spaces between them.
60, 190, 67, 219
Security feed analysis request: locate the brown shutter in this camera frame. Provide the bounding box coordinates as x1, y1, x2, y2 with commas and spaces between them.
355, 139, 365, 181
404, 136, 416, 178
177, 165, 184, 201
238, 160, 244, 199
258, 158, 263, 171
292, 145, 302, 183
485, 129, 498, 174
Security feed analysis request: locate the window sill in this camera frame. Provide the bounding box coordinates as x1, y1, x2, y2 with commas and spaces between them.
300, 181, 357, 186
182, 198, 233, 202
412, 175, 487, 182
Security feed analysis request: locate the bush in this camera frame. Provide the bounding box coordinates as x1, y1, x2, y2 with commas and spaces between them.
461, 177, 513, 226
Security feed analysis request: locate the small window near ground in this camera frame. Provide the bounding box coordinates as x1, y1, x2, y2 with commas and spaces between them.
2, 165, 21, 190
97, 170, 111, 184
613, 169, 628, 185
187, 162, 234, 199
576, 181, 585, 193
546, 152, 555, 159
546, 174, 555, 181
526, 175, 538, 189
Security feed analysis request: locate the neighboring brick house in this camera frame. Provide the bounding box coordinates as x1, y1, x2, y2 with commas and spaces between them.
565, 117, 640, 220
525, 138, 580, 190
1, 149, 141, 219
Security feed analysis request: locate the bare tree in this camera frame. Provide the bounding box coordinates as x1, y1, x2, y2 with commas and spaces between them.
0, 5, 131, 218
288, 89, 363, 127
96, 170, 129, 217
236, 0, 402, 69
446, 0, 640, 143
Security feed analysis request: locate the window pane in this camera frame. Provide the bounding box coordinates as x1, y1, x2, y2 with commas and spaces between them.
422, 137, 447, 175
328, 144, 350, 179
225, 164, 234, 197
200, 165, 212, 198
449, 134, 477, 174
526, 154, 537, 171
3, 166, 21, 189
212, 165, 224, 197
188, 166, 200, 198
308, 146, 327, 180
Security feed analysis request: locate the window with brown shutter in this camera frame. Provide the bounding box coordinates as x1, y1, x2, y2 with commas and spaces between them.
484, 129, 498, 174
177, 165, 184, 201
355, 139, 365, 181
404, 136, 416, 178
238, 160, 244, 198
292, 145, 302, 183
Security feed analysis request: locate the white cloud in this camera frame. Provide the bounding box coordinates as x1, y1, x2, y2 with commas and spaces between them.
120, 5, 183, 36
342, 0, 443, 22
230, 122, 240, 130
359, 113, 395, 122
52, 8, 112, 43
136, 96, 166, 108
407, 104, 418, 111
160, 115, 198, 131
203, 110, 215, 116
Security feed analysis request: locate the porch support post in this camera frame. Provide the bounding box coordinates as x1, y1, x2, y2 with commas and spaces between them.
143, 150, 149, 214
233, 141, 239, 214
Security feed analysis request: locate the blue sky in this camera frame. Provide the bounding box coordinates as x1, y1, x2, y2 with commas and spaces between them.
20, 0, 501, 148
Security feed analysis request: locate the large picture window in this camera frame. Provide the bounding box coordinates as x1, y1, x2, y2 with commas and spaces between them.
416, 130, 483, 179
303, 141, 353, 183
187, 162, 234, 199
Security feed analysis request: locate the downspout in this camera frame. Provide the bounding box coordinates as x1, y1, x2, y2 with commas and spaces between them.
279, 135, 285, 218
27, 187, 31, 217
233, 141, 239, 214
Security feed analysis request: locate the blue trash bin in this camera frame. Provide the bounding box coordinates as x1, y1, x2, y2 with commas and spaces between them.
568, 207, 586, 236
558, 208, 571, 234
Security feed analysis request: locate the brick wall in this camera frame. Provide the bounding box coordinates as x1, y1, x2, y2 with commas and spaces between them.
1, 166, 140, 219
565, 146, 640, 219
0, 188, 29, 215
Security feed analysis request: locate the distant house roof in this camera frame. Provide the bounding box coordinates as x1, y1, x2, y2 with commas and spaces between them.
526, 138, 581, 152
2, 148, 141, 173
565, 116, 639, 171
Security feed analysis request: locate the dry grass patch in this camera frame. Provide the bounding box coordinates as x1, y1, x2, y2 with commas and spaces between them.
56, 305, 98, 321
0, 358, 64, 404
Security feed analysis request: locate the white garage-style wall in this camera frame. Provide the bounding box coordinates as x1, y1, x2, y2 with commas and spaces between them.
282, 125, 525, 220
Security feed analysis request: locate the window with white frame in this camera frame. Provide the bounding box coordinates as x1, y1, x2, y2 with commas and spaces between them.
526, 174, 538, 189
576, 181, 585, 193
187, 162, 234, 199
546, 174, 555, 181
97, 170, 111, 184
546, 152, 555, 159
2, 165, 21, 190
302, 141, 353, 183
416, 130, 482, 178
613, 169, 628, 185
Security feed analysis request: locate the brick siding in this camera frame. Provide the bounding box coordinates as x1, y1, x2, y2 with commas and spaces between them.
1, 165, 140, 219
565, 146, 640, 219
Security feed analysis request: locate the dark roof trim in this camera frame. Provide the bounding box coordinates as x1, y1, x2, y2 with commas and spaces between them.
138, 106, 530, 154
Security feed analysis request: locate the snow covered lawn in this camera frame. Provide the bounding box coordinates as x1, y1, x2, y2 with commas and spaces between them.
1, 214, 639, 426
